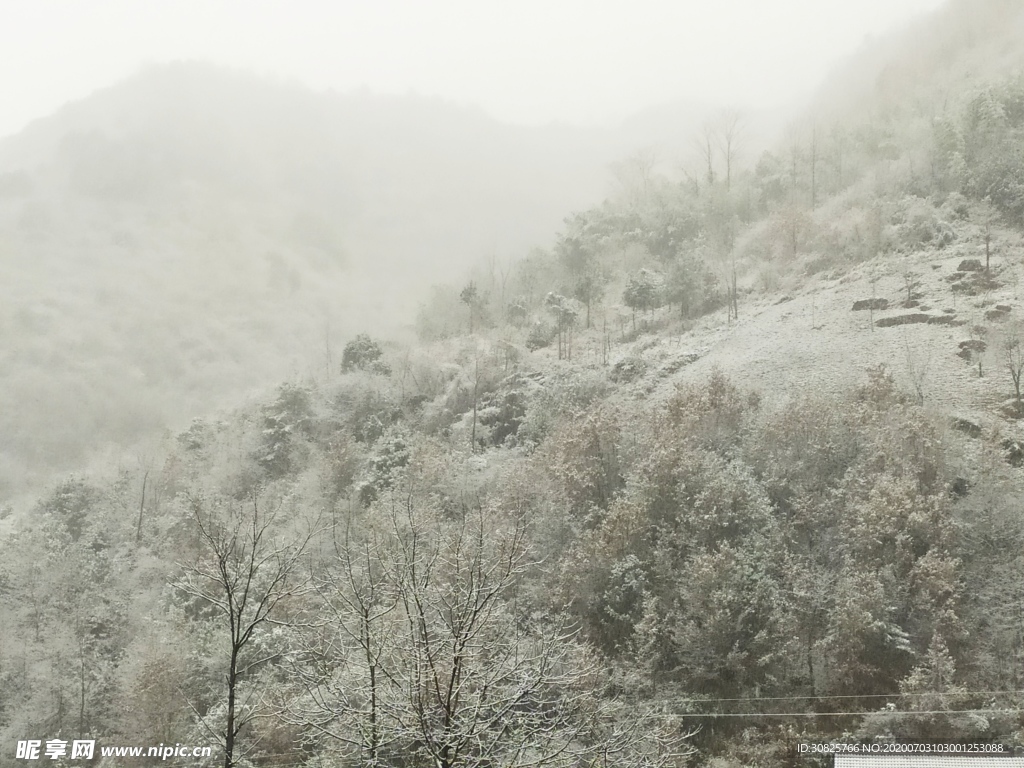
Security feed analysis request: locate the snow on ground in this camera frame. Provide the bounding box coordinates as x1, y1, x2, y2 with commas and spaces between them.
592, 244, 1024, 442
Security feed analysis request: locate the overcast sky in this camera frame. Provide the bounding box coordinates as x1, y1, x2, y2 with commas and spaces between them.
3, 0, 947, 139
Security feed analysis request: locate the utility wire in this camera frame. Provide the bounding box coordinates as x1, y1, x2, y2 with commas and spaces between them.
663, 690, 1024, 705
664, 708, 1024, 719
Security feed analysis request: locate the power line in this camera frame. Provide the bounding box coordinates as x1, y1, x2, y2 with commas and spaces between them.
664, 690, 1024, 705
664, 708, 1024, 719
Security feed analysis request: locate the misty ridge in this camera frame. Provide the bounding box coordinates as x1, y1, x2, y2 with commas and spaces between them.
0, 60, 729, 499
7, 0, 1024, 765
0, 0, 975, 502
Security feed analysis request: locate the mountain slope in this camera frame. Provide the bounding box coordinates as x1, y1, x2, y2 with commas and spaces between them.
0, 62, 627, 500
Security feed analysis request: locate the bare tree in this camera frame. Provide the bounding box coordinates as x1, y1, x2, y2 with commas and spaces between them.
902, 329, 932, 406
135, 454, 154, 544
829, 122, 846, 190
1005, 326, 1024, 415
869, 264, 878, 332
696, 122, 716, 187
292, 521, 402, 766
291, 502, 693, 767
498, 255, 514, 317
718, 251, 739, 323
809, 124, 819, 208
715, 109, 743, 191
981, 197, 999, 274
611, 147, 659, 208
902, 262, 919, 306
174, 489, 319, 768
471, 353, 479, 452
730, 250, 739, 321
785, 125, 802, 197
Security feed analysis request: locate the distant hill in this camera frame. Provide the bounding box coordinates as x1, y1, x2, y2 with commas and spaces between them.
0, 61, 626, 285
808, 0, 1024, 121
0, 62, 638, 500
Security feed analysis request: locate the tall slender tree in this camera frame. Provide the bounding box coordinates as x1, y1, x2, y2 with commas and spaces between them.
175, 489, 318, 768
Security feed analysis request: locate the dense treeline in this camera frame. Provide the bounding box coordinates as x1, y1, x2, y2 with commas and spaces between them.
2, 351, 1022, 764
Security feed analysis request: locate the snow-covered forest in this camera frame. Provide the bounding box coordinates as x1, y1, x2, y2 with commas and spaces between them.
5, 1, 1024, 765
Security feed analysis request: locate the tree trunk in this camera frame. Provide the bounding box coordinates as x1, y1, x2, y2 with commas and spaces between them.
79, 638, 87, 738
135, 470, 148, 543
471, 358, 479, 453
731, 265, 739, 320
364, 614, 379, 765
225, 645, 238, 768
810, 127, 818, 209
602, 316, 609, 366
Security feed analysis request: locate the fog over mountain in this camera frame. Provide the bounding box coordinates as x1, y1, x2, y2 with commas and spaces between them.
9, 2, 1024, 764
0, 61, 747, 499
